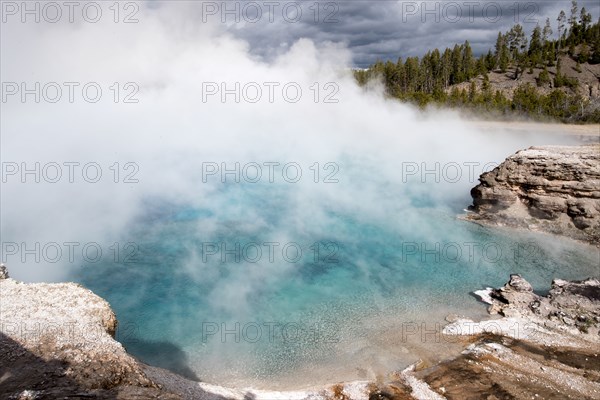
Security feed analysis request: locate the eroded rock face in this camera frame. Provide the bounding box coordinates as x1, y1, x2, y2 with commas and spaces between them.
468, 145, 600, 244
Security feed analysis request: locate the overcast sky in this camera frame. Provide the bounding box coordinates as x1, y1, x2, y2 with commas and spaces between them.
195, 0, 600, 67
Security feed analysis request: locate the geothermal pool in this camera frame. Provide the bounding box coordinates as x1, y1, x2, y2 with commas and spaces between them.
4, 117, 598, 388
71, 165, 599, 389
3, 1, 599, 391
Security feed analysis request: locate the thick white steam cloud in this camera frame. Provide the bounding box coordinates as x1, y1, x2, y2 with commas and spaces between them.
0, 1, 582, 282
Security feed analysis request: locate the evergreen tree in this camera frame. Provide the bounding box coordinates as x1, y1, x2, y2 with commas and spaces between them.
468, 81, 477, 102
557, 10, 567, 52
494, 90, 507, 110
476, 54, 486, 76
530, 25, 543, 54
508, 24, 527, 79
508, 24, 527, 59
383, 60, 398, 94
580, 7, 591, 31
499, 41, 510, 72
404, 57, 419, 92
590, 32, 600, 64
543, 18, 553, 42
354, 3, 599, 122
395, 57, 406, 92
542, 19, 554, 66
441, 48, 452, 88
529, 25, 543, 67
451, 44, 463, 84
536, 67, 551, 87
462, 41, 475, 79
430, 48, 442, 92
494, 31, 511, 73
547, 43, 557, 66
554, 57, 564, 87
512, 84, 541, 114
569, 1, 579, 30
485, 50, 496, 71
482, 74, 491, 92
579, 43, 590, 63
494, 32, 504, 68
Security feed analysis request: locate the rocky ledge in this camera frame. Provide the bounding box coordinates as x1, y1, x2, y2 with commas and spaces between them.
2, 264, 599, 399
467, 144, 600, 245
428, 274, 600, 399
0, 264, 178, 399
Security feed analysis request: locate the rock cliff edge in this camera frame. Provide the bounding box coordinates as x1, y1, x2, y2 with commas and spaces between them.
468, 144, 600, 244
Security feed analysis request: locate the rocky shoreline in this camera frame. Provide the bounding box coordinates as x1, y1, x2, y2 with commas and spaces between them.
0, 264, 173, 399
467, 144, 600, 245
1, 262, 599, 399
2, 144, 600, 399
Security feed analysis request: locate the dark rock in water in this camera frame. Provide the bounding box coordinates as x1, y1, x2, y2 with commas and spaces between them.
467, 145, 600, 245
0, 263, 8, 279
506, 273, 534, 292
487, 274, 539, 317
476, 274, 600, 333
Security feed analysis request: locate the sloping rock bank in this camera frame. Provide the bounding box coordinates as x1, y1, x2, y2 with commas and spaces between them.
0, 264, 179, 399
2, 264, 599, 399
428, 274, 600, 399
467, 144, 600, 245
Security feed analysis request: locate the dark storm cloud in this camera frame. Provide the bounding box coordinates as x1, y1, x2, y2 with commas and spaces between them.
202, 0, 600, 67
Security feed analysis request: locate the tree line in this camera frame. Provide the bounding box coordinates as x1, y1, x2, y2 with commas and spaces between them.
354, 1, 600, 122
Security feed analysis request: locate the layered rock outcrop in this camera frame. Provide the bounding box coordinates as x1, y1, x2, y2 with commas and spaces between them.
468, 144, 600, 244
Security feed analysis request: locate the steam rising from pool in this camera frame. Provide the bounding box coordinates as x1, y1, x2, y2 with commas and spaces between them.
2, 1, 598, 388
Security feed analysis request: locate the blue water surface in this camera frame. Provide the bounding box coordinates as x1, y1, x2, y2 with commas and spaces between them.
72, 177, 599, 387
